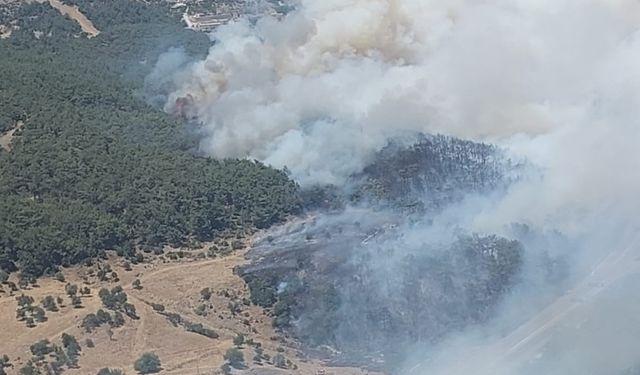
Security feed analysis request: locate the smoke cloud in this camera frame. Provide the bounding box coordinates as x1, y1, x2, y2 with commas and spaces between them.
156, 0, 640, 373
162, 0, 640, 227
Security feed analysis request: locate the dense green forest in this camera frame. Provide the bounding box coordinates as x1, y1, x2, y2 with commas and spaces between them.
0, 1, 302, 277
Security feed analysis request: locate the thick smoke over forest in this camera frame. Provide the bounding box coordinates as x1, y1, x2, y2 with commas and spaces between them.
153, 0, 640, 374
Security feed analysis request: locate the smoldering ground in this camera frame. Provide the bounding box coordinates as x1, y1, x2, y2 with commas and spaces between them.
147, 0, 640, 373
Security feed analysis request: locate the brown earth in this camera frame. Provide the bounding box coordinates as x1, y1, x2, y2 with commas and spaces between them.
0, 121, 24, 152
34, 0, 100, 37
0, 244, 382, 375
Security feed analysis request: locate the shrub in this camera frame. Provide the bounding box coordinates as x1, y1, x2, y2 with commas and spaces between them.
123, 303, 138, 320
134, 353, 161, 374
19, 361, 39, 375
224, 348, 244, 369
199, 288, 211, 301
233, 334, 245, 347
99, 286, 128, 310
71, 295, 83, 308
184, 323, 218, 339
97, 369, 124, 375
194, 304, 206, 316
272, 353, 287, 368
65, 284, 78, 297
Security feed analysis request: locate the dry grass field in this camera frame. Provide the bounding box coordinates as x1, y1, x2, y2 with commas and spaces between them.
0, 243, 381, 375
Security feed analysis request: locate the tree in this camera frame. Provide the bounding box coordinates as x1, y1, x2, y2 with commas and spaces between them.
123, 303, 138, 319
132, 279, 142, 290
51, 344, 70, 370
224, 348, 244, 369
71, 295, 83, 308
19, 361, 39, 375
0, 270, 8, 284
32, 307, 47, 322
82, 313, 102, 332
133, 353, 161, 374
30, 339, 52, 359
65, 284, 78, 297
41, 295, 58, 312
61, 333, 81, 358
16, 294, 34, 307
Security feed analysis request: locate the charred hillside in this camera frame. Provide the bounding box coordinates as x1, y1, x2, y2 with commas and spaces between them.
238, 136, 525, 370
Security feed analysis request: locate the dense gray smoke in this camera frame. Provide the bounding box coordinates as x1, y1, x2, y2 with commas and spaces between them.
154, 0, 640, 373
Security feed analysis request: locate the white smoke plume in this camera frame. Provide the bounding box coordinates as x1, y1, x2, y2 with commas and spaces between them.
163, 0, 640, 229
158, 0, 640, 373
